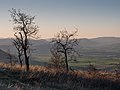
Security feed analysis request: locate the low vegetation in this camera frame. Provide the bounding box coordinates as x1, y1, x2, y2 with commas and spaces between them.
0, 63, 120, 90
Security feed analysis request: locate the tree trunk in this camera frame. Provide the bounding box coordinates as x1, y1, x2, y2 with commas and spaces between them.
19, 59, 23, 67
19, 59, 22, 67
24, 49, 29, 71
65, 51, 69, 72
18, 55, 22, 67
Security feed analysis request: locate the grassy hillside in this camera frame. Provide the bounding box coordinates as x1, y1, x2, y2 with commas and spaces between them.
0, 63, 120, 90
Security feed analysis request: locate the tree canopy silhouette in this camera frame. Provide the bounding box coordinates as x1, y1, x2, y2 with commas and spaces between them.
9, 8, 39, 71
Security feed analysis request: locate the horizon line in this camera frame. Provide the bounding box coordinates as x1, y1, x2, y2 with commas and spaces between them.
0, 36, 120, 40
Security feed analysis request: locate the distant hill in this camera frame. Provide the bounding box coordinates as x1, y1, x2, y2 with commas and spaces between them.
91, 37, 120, 46
79, 37, 120, 47
0, 49, 17, 63
77, 37, 120, 57
0, 38, 12, 45
0, 37, 120, 57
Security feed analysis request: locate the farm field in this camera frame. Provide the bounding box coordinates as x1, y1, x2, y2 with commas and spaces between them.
31, 55, 120, 71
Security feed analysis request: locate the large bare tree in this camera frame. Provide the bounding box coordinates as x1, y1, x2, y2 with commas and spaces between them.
9, 8, 39, 71
51, 30, 79, 72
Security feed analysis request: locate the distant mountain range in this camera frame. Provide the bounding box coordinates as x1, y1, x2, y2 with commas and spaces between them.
0, 37, 120, 60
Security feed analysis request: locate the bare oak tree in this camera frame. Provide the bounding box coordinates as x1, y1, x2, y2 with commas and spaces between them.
51, 30, 79, 72
9, 8, 39, 71
12, 36, 23, 67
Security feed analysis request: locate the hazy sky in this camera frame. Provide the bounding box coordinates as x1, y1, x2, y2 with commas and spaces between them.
0, 0, 120, 38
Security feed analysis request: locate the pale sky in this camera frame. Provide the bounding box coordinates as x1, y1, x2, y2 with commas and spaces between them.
0, 0, 120, 39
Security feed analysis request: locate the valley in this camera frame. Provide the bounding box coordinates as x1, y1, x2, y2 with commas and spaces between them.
0, 37, 120, 71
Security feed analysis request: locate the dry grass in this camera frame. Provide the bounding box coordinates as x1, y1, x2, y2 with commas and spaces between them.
0, 62, 120, 90
0, 63, 119, 81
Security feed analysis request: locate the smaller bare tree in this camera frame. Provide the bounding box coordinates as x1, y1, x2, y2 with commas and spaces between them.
50, 30, 79, 72
50, 50, 65, 69
7, 49, 13, 66
12, 35, 23, 67
7, 49, 17, 66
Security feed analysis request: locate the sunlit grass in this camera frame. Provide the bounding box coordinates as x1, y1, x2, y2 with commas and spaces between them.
0, 62, 120, 90
0, 62, 119, 80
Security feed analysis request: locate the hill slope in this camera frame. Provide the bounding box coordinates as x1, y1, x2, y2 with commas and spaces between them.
0, 49, 16, 63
